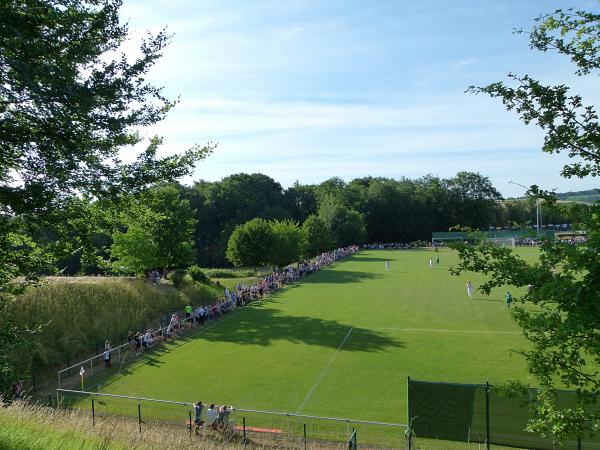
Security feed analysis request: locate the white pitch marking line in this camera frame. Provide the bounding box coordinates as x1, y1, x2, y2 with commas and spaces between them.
370, 328, 520, 335
295, 327, 354, 414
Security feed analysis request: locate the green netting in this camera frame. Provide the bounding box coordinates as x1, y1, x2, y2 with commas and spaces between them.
408, 380, 483, 442
408, 379, 600, 450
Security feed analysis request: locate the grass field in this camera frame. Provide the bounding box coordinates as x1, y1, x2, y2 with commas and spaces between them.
68, 248, 539, 447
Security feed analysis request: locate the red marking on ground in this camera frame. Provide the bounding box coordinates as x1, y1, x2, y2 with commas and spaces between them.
234, 426, 283, 434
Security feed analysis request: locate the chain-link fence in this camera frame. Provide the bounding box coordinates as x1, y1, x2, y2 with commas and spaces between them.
55, 389, 407, 449
407, 378, 600, 450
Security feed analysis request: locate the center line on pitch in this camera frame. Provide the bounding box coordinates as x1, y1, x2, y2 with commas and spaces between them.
295, 327, 354, 414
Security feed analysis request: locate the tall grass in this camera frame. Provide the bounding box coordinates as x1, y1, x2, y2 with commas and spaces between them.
0, 399, 250, 450
7, 277, 222, 378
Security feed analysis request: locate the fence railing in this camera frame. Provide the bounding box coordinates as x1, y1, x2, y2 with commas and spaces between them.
55, 388, 407, 448
57, 314, 201, 389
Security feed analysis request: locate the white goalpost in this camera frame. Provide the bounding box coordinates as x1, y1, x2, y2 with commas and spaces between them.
485, 237, 516, 248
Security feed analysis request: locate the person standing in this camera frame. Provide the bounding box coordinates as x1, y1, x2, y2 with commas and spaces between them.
428, 258, 433, 269
103, 347, 111, 368
12, 381, 23, 399
185, 304, 193, 325
466, 281, 474, 300
127, 331, 135, 352
194, 401, 204, 432
505, 291, 513, 308
385, 260, 390, 272
206, 404, 219, 430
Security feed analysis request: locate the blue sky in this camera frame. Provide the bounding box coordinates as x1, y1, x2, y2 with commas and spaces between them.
120, 0, 600, 197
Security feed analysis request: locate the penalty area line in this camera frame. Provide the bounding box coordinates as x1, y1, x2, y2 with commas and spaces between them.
295, 327, 353, 414
369, 327, 520, 335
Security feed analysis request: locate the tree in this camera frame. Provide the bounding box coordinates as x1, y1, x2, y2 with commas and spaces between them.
362, 178, 417, 243
454, 7, 600, 441
226, 218, 275, 272
0, 0, 212, 286
270, 220, 302, 268
301, 215, 335, 258
189, 174, 289, 266
331, 209, 367, 247
284, 181, 317, 223
0, 0, 212, 212
111, 184, 196, 277
446, 172, 502, 229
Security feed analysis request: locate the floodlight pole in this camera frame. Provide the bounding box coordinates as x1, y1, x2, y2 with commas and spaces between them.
509, 181, 540, 233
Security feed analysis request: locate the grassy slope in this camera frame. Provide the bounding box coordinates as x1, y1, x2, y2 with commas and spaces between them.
83, 248, 535, 428
10, 276, 223, 381
0, 401, 244, 450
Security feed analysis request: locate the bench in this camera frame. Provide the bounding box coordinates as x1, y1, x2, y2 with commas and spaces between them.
234, 426, 282, 435
185, 421, 282, 435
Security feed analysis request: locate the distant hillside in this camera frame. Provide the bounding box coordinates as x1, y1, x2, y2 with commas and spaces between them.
507, 189, 599, 203
555, 189, 600, 203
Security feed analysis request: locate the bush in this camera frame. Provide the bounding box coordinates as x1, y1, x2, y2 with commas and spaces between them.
187, 265, 209, 284
170, 270, 191, 288
203, 268, 255, 278
180, 283, 222, 305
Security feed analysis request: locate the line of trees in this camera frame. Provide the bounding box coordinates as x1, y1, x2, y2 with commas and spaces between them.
17, 170, 582, 278
184, 171, 579, 268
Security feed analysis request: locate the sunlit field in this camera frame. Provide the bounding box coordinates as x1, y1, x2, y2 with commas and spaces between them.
68, 248, 538, 447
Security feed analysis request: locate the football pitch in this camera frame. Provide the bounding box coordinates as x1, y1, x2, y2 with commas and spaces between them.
77, 248, 537, 442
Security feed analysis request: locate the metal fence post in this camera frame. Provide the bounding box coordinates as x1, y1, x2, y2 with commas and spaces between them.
243, 416, 247, 446
91, 397, 95, 426
189, 410, 192, 439
304, 423, 307, 450
485, 382, 490, 450
407, 376, 412, 450
138, 403, 142, 433
48, 393, 53, 407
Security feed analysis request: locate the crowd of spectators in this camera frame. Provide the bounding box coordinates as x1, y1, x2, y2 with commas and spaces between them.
101, 246, 359, 366
363, 242, 429, 249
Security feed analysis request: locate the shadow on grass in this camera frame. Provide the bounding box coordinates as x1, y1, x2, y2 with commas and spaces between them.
473, 297, 504, 303
348, 256, 391, 262
197, 306, 404, 353
301, 270, 383, 284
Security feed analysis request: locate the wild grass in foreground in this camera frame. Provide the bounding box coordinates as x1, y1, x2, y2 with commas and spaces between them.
0, 399, 263, 450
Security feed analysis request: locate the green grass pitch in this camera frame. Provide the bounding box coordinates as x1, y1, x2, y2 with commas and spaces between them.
77, 248, 538, 444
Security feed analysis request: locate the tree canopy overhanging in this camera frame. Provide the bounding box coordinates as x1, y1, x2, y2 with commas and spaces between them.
0, 0, 212, 396
454, 6, 600, 441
